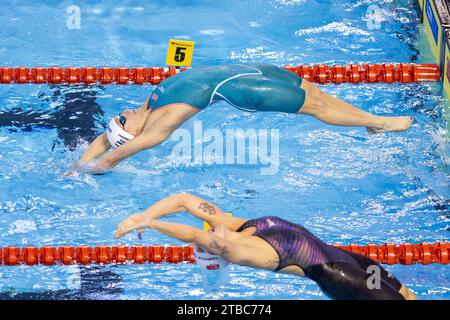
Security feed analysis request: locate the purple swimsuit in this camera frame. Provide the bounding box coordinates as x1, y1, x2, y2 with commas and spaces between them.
237, 216, 359, 271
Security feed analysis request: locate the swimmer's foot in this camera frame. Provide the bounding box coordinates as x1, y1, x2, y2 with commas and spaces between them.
366, 116, 413, 134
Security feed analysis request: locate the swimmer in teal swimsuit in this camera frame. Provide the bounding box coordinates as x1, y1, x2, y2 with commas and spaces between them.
114, 193, 417, 300
77, 63, 413, 173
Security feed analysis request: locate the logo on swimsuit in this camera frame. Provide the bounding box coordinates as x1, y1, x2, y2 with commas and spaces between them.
169, 121, 279, 175
151, 93, 159, 101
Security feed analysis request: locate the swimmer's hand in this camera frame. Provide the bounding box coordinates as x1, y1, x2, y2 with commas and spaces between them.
115, 212, 151, 239
63, 161, 84, 177
65, 160, 109, 176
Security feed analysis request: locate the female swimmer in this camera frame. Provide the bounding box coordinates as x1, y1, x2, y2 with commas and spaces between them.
114, 193, 416, 300
77, 63, 413, 173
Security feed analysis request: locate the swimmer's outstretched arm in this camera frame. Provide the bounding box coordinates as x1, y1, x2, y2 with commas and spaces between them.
115, 193, 246, 238
66, 133, 111, 175
79, 133, 111, 163
79, 124, 176, 174
143, 193, 237, 221
115, 217, 244, 262
78, 108, 196, 174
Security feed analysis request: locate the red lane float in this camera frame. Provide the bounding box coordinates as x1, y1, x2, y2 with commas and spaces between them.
0, 66, 182, 85
284, 63, 440, 84
0, 242, 448, 266
0, 245, 196, 266
334, 242, 449, 265
0, 63, 440, 85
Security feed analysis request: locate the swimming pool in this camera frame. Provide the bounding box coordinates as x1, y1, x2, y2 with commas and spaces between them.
0, 0, 449, 300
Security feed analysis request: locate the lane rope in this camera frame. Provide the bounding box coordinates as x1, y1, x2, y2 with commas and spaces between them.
0, 63, 440, 85
0, 242, 448, 266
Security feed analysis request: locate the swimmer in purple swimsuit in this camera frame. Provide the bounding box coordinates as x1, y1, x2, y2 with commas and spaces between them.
115, 193, 416, 300
76, 64, 413, 174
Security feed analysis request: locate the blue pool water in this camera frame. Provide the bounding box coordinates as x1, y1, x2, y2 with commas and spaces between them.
0, 0, 449, 299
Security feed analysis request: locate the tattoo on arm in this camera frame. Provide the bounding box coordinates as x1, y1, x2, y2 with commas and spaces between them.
198, 202, 216, 215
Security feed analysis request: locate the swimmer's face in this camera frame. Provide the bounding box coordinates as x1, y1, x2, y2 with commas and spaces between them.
114, 104, 150, 136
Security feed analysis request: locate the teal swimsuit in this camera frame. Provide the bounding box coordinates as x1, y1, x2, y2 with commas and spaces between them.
147, 63, 305, 113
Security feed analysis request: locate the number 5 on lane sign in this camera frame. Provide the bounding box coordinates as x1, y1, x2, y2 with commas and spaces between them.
166, 39, 195, 67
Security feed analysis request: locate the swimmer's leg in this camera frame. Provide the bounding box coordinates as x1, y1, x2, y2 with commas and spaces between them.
298, 80, 413, 134
305, 262, 405, 300
342, 251, 402, 290
342, 250, 416, 300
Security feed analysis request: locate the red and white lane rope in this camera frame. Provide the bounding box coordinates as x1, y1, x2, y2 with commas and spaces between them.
0, 242, 448, 266
0, 63, 440, 85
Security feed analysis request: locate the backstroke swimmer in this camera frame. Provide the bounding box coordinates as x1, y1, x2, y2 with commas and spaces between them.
114, 193, 417, 300
76, 63, 413, 173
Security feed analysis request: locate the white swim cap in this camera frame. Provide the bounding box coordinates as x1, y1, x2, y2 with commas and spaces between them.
195, 245, 229, 271
106, 117, 135, 148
